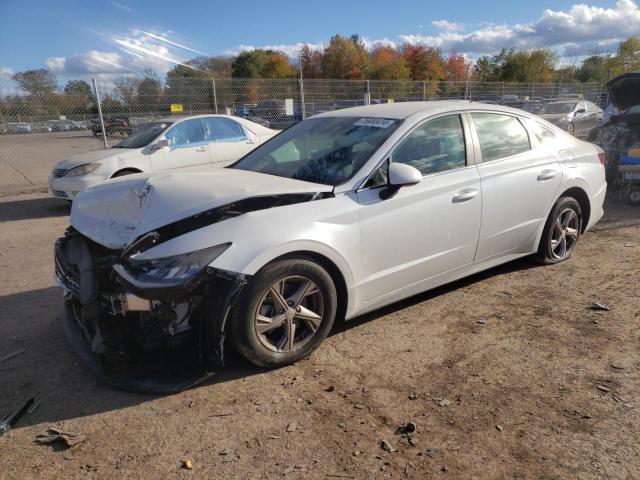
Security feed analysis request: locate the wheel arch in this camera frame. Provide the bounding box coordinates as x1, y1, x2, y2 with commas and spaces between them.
559, 186, 591, 232
254, 250, 350, 324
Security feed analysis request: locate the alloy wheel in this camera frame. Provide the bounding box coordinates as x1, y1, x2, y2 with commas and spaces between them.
550, 208, 579, 259
254, 275, 324, 353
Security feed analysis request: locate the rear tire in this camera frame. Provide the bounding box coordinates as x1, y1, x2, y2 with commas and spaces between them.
534, 197, 582, 265
623, 185, 640, 206
229, 258, 337, 368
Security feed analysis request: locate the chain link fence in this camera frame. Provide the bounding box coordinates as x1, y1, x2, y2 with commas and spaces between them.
0, 75, 605, 193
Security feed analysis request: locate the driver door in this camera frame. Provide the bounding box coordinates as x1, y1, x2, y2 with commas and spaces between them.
356, 114, 482, 301
150, 118, 212, 171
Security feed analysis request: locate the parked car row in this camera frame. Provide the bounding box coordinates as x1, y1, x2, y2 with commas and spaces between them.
0, 119, 89, 134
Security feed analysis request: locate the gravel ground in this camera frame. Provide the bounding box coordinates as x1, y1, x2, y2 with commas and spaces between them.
0, 193, 639, 480
0, 132, 106, 195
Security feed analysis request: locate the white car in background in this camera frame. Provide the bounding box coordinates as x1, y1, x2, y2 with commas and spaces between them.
48, 115, 278, 200
55, 101, 607, 392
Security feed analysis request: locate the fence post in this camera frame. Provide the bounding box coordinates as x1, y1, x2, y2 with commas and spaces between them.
299, 78, 306, 119
211, 79, 218, 114
365, 80, 371, 105
531, 82, 535, 110
91, 77, 108, 149
422, 80, 426, 101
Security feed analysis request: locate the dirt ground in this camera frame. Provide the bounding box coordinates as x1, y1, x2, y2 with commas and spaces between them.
0, 193, 639, 480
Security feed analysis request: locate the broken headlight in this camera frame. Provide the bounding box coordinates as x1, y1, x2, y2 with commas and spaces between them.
127, 243, 231, 285
65, 163, 102, 177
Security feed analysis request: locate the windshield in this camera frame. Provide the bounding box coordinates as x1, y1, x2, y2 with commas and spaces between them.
231, 116, 400, 186
539, 102, 576, 114
113, 122, 172, 149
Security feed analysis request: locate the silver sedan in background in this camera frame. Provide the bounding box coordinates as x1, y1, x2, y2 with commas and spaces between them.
537, 100, 603, 138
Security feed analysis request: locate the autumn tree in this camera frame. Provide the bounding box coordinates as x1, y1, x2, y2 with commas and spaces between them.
299, 44, 323, 78
321, 35, 368, 79
445, 51, 468, 81
369, 46, 409, 80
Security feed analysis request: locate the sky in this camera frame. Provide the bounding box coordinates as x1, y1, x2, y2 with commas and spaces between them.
1, 0, 639, 85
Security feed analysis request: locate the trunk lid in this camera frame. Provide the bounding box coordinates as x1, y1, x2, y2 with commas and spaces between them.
607, 72, 640, 111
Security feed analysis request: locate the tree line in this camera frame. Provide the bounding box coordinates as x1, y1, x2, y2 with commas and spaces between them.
1, 34, 638, 122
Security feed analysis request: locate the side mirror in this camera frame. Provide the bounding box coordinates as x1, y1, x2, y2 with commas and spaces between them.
574, 108, 586, 115
151, 138, 171, 152
380, 162, 422, 199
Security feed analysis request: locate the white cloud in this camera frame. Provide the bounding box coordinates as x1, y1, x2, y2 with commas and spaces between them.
401, 0, 640, 55
432, 20, 464, 32
230, 0, 640, 58
0, 67, 15, 79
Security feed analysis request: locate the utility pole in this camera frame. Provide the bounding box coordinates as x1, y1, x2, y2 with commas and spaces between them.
92, 77, 108, 149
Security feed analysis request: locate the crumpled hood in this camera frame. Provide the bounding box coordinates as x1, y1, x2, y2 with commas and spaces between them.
71, 169, 333, 249
55, 148, 138, 170
607, 72, 640, 111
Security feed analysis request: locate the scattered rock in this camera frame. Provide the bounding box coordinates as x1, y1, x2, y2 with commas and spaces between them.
395, 421, 417, 435
496, 425, 503, 432
425, 448, 439, 458
611, 363, 626, 370
337, 421, 346, 429
35, 429, 86, 450
438, 399, 452, 407
476, 318, 487, 325
354, 403, 365, 410
286, 420, 298, 433
590, 303, 611, 311
380, 439, 396, 452
325, 385, 336, 392
219, 448, 232, 456
183, 459, 193, 470
408, 393, 417, 400
596, 385, 611, 393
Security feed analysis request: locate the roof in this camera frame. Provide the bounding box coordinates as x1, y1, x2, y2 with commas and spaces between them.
312, 100, 530, 120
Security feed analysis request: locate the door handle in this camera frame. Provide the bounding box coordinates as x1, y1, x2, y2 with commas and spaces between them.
246, 139, 257, 144
537, 169, 557, 181
452, 188, 479, 203
195, 147, 207, 152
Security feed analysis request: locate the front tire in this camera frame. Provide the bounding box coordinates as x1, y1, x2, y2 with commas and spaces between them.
229, 258, 337, 368
535, 197, 582, 265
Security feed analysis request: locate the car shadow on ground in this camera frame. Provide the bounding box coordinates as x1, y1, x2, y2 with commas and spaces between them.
0, 257, 541, 428
0, 196, 70, 221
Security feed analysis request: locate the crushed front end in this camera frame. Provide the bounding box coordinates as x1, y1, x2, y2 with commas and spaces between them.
54, 228, 246, 394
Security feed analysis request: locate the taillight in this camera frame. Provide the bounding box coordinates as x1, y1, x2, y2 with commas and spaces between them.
596, 147, 606, 166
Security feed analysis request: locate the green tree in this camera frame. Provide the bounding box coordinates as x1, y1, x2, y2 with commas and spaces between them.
231, 50, 294, 78
13, 69, 57, 97
610, 37, 640, 76
63, 80, 93, 115
576, 54, 609, 82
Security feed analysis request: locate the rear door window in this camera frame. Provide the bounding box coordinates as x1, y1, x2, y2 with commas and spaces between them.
204, 117, 249, 142
471, 113, 531, 162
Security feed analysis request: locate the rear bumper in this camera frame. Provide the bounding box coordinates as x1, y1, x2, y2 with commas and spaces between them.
586, 182, 607, 232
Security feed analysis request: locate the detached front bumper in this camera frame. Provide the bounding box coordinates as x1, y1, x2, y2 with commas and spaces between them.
54, 231, 247, 394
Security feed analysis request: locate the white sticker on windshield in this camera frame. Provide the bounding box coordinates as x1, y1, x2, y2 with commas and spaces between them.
353, 118, 396, 128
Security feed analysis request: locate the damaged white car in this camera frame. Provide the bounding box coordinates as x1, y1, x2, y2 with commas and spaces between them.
55, 101, 607, 392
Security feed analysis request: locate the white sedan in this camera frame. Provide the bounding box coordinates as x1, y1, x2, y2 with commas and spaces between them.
48, 115, 278, 200
55, 101, 606, 391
